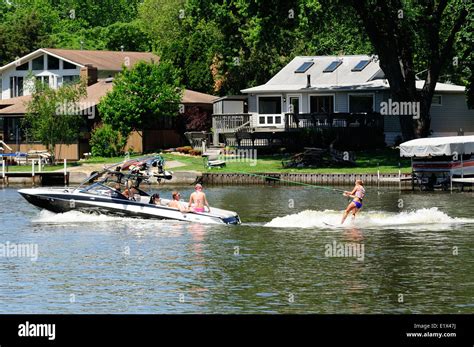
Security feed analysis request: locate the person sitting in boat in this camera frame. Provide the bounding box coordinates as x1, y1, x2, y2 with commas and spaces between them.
188, 184, 210, 213
341, 180, 365, 224
123, 181, 139, 200
149, 193, 161, 205
168, 191, 188, 212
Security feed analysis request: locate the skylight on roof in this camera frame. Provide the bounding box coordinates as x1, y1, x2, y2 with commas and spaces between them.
323, 60, 342, 73
295, 62, 314, 73
352, 60, 370, 72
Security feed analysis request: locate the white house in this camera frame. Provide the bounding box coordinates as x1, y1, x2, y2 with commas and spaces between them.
213, 55, 473, 147
0, 48, 160, 100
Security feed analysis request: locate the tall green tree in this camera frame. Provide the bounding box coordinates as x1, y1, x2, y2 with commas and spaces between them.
103, 22, 152, 52
98, 61, 183, 140
0, 0, 58, 65
24, 78, 87, 161
345, 0, 470, 139
140, 0, 374, 95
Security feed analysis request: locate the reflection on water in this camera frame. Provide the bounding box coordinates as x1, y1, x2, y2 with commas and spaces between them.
0, 185, 473, 314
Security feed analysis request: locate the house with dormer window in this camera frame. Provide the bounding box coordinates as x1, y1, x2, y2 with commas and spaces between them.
212, 55, 473, 148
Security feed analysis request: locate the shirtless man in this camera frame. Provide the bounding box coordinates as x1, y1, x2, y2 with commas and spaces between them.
188, 184, 210, 213
168, 191, 188, 212
341, 179, 365, 224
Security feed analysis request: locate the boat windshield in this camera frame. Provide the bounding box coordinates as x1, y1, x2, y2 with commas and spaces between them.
80, 183, 127, 200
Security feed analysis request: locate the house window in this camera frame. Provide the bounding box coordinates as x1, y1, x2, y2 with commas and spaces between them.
349, 94, 374, 113
0, 117, 4, 141
258, 96, 281, 114
259, 116, 265, 124
62, 75, 79, 85
289, 96, 300, 114
432, 95, 442, 106
275, 116, 282, 124
47, 55, 60, 70
63, 61, 77, 70
310, 95, 334, 114
5, 117, 25, 142
15, 62, 29, 71
295, 62, 314, 73
267, 116, 274, 124
32, 55, 44, 70
35, 76, 50, 87
9, 77, 24, 97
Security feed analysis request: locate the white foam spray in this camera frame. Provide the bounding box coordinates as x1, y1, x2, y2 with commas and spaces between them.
265, 208, 474, 230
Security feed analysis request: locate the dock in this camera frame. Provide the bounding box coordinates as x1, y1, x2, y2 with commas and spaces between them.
1, 159, 70, 186
1, 171, 69, 186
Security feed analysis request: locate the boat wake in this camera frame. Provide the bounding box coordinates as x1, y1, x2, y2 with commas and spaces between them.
33, 210, 131, 224
32, 210, 214, 230
264, 207, 474, 230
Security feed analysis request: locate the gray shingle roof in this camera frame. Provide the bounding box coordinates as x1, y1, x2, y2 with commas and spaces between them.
241, 55, 466, 93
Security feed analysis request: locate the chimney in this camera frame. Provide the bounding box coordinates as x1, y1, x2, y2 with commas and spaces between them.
80, 64, 98, 86
306, 74, 311, 88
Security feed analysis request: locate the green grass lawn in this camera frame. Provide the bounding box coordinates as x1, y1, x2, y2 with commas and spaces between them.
81, 154, 144, 164
4, 164, 67, 172
162, 148, 411, 174
3, 149, 409, 174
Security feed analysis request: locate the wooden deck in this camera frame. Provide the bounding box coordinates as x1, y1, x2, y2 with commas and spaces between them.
212, 112, 385, 149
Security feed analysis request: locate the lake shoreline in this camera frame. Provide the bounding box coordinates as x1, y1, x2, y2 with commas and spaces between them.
2, 170, 413, 187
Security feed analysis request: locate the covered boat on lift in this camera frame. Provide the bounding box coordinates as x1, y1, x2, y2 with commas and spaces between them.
400, 135, 474, 190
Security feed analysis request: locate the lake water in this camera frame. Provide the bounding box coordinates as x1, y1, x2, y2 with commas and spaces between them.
0, 185, 473, 313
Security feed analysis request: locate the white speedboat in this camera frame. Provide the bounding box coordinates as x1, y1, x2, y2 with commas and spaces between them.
18, 156, 241, 225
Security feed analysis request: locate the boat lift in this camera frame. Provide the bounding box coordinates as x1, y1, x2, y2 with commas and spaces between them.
400, 135, 474, 191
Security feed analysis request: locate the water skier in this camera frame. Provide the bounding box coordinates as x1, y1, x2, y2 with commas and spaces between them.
341, 180, 365, 224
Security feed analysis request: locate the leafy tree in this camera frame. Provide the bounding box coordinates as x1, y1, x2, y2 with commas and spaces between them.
103, 22, 152, 52
140, 0, 374, 95
178, 106, 212, 132
50, 17, 107, 50
24, 78, 87, 161
139, 0, 223, 94
0, 0, 58, 65
98, 61, 183, 140
345, 0, 470, 139
89, 123, 126, 157
50, 0, 141, 27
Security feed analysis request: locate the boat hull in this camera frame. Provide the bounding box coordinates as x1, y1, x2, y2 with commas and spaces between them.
18, 189, 241, 225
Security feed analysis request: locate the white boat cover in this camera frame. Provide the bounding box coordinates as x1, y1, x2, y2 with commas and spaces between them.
400, 135, 474, 157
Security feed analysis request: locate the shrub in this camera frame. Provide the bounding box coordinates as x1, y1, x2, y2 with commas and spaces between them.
176, 146, 193, 154
90, 123, 126, 157
189, 149, 202, 156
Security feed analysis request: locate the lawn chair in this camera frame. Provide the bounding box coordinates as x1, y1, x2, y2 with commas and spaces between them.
203, 150, 226, 169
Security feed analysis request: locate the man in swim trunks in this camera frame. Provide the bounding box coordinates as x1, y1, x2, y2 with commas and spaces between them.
341, 179, 365, 224
188, 184, 210, 213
